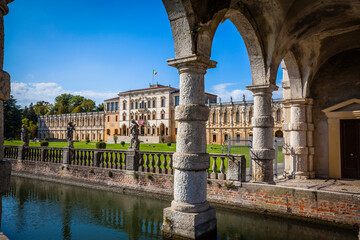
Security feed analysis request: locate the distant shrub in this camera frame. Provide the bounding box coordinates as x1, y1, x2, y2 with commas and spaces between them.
133, 172, 139, 179
161, 136, 165, 143
120, 141, 125, 147
86, 137, 90, 144
96, 141, 106, 149
40, 141, 49, 147
167, 142, 171, 147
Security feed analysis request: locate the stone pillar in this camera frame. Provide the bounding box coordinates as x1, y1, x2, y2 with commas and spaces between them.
126, 150, 139, 171
246, 84, 277, 183
161, 55, 217, 239
284, 98, 315, 179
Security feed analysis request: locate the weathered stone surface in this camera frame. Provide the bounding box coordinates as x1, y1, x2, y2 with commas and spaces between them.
173, 152, 209, 171
161, 207, 217, 240
175, 104, 209, 121
0, 70, 9, 101
0, 161, 11, 194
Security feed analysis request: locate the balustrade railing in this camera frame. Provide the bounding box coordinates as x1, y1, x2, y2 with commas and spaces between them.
24, 147, 41, 161
98, 150, 127, 169
4, 145, 19, 159
44, 148, 63, 163
72, 149, 94, 166
209, 154, 228, 180
4, 145, 246, 182
138, 151, 173, 174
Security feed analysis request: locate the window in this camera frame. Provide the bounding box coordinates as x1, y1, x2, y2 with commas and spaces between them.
147, 129, 150, 134
123, 102, 126, 110
131, 114, 133, 120
153, 113, 156, 120
107, 116, 110, 122
144, 102, 147, 109
212, 113, 216, 123
107, 103, 110, 111
106, 129, 110, 135
236, 111, 240, 122
123, 115, 126, 121
236, 134, 240, 141
135, 102, 138, 109
152, 128, 155, 134
213, 134, 216, 142
131, 102, 133, 109
175, 96, 180, 106
148, 101, 151, 108
115, 129, 118, 135
249, 110, 252, 123
142, 101, 145, 108
277, 109, 281, 122
153, 100, 156, 108
161, 99, 165, 107
224, 111, 227, 123
111, 102, 114, 111
175, 128, 177, 134
161, 113, 164, 119
115, 116, 118, 122
115, 102, 119, 111
135, 115, 138, 120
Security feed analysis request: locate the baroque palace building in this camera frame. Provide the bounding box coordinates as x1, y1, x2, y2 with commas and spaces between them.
37, 83, 283, 144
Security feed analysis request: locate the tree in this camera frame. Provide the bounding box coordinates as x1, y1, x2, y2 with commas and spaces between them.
80, 99, 95, 112
22, 118, 38, 139
96, 103, 104, 111
4, 95, 22, 139
33, 101, 52, 116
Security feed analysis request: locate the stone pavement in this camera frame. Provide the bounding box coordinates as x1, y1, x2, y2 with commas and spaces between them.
275, 178, 360, 194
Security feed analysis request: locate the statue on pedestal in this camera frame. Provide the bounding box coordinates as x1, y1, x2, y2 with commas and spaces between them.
129, 119, 140, 150
21, 124, 29, 146
66, 122, 75, 148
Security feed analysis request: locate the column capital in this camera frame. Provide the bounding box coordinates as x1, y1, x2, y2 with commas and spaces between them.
246, 84, 278, 94
167, 55, 217, 72
283, 98, 313, 105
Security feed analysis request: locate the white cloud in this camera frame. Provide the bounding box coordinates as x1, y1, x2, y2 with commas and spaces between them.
11, 82, 117, 107
212, 82, 283, 102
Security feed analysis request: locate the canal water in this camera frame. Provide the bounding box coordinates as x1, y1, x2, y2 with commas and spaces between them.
1, 176, 357, 240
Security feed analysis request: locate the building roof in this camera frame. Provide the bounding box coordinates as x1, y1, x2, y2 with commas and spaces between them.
118, 84, 177, 96
104, 97, 119, 102
170, 89, 217, 97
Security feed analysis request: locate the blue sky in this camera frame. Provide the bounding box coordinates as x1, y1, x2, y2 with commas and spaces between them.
4, 0, 283, 107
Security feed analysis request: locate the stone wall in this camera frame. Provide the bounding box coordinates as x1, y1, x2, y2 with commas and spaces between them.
10, 160, 360, 228
311, 49, 360, 177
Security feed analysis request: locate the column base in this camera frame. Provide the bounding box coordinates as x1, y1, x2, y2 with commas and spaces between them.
250, 159, 275, 184
161, 207, 217, 240
284, 170, 315, 179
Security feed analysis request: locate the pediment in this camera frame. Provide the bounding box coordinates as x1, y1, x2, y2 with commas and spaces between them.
323, 99, 360, 113
323, 99, 360, 119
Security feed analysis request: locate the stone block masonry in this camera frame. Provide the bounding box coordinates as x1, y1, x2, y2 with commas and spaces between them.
9, 159, 360, 229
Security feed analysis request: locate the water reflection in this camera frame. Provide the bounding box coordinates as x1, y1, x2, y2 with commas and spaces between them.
2, 176, 357, 240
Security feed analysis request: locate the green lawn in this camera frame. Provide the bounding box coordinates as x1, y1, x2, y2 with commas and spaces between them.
4, 140, 283, 170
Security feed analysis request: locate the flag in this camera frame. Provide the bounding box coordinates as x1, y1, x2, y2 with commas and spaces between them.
153, 70, 157, 76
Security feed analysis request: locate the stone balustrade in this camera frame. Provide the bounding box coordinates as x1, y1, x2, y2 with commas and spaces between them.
4, 145, 246, 182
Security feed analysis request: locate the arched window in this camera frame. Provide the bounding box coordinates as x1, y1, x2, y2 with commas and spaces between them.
123, 101, 126, 110
224, 111, 228, 123
236, 111, 240, 122
212, 112, 216, 123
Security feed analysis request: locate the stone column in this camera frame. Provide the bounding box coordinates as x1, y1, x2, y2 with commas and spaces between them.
306, 99, 315, 178
0, 2, 12, 236
284, 98, 315, 179
246, 84, 277, 183
161, 55, 217, 239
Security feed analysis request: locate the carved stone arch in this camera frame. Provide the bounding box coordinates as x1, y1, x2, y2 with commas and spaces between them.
282, 51, 303, 99
162, 0, 230, 58
224, 8, 267, 85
